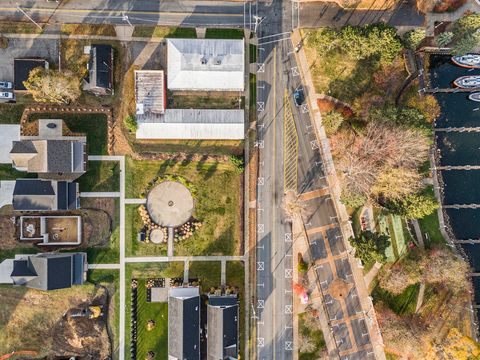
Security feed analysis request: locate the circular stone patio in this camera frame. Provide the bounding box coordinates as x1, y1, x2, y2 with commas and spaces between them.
146, 181, 194, 227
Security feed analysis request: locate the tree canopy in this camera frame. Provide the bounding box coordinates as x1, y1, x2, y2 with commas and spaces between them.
308, 24, 402, 64
23, 68, 81, 104
403, 28, 426, 50
350, 230, 390, 265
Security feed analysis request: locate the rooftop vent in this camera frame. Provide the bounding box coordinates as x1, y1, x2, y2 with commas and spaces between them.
214, 58, 222, 65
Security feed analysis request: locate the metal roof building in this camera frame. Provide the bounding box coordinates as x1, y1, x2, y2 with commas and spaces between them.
136, 109, 245, 140
167, 38, 245, 91
135, 70, 166, 115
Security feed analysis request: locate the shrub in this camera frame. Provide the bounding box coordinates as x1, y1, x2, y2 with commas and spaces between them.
298, 253, 308, 273
403, 28, 426, 50
322, 110, 345, 135
124, 114, 137, 133
229, 155, 244, 173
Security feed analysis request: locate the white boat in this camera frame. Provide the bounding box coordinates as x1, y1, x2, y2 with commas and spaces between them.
454, 75, 480, 88
469, 92, 480, 102
452, 54, 480, 69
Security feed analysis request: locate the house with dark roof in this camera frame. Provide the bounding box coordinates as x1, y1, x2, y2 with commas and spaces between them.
207, 295, 239, 360
168, 287, 201, 360
0, 252, 87, 290
83, 44, 114, 96
14, 58, 49, 91
12, 179, 79, 211
10, 120, 86, 181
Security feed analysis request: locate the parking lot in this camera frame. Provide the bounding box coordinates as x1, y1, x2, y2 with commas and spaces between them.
0, 37, 58, 82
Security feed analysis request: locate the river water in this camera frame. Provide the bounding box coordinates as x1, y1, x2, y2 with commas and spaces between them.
430, 54, 480, 313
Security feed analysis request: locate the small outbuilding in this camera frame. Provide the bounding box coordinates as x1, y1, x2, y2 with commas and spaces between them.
83, 44, 114, 95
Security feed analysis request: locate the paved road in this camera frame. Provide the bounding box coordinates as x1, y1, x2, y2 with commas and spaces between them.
1, 0, 246, 27
299, 0, 424, 28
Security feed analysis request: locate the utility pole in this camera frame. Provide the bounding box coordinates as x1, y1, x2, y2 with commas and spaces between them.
253, 15, 265, 35
16, 5, 43, 30
122, 12, 134, 28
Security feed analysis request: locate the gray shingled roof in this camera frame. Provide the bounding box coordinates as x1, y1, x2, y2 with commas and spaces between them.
10, 141, 37, 154
46, 140, 73, 173
168, 288, 201, 360
207, 296, 239, 360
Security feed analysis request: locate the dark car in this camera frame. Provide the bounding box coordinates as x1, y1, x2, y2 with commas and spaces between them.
293, 88, 304, 107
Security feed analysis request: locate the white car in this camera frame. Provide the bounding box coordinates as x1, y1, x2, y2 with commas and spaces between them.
0, 92, 14, 99
0, 81, 12, 89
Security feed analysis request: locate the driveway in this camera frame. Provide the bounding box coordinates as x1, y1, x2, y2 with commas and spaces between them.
0, 124, 19, 163
0, 181, 15, 208
0, 37, 58, 82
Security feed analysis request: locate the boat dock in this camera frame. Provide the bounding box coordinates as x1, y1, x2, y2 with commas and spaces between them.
424, 87, 480, 93
435, 127, 480, 132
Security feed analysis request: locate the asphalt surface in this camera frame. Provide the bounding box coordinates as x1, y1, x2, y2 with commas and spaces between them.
0, 0, 246, 27
0, 0, 425, 28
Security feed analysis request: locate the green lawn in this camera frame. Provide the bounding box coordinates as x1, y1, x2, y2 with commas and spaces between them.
137, 279, 168, 360
188, 261, 221, 292
0, 104, 26, 123
61, 24, 116, 36
125, 204, 167, 257
0, 21, 43, 34
28, 113, 108, 155
125, 263, 185, 358
132, 26, 196, 38
205, 28, 244, 39
78, 161, 120, 192
0, 164, 36, 180
125, 157, 241, 256
87, 269, 120, 358
226, 261, 245, 359
249, 74, 256, 122
132, 139, 244, 156
298, 312, 326, 360
418, 211, 445, 248
372, 283, 420, 315
249, 44, 257, 63
85, 198, 120, 264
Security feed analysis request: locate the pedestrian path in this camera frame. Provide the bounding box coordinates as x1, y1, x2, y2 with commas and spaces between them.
125, 198, 146, 204
80, 192, 120, 198
88, 263, 121, 270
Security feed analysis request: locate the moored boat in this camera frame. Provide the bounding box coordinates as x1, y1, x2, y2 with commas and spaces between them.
452, 54, 480, 68
454, 75, 480, 88
469, 92, 480, 102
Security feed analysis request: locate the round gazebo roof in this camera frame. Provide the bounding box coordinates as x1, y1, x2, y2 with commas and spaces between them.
146, 181, 194, 227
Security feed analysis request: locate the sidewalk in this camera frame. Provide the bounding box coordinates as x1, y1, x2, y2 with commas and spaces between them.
291, 29, 386, 360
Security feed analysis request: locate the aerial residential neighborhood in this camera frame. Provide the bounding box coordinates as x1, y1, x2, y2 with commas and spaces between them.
1, 0, 480, 360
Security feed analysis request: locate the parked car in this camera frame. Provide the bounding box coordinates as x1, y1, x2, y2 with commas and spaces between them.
293, 88, 304, 107
0, 81, 13, 89
0, 92, 14, 100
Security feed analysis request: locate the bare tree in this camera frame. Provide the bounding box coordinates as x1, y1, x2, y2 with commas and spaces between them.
331, 122, 429, 202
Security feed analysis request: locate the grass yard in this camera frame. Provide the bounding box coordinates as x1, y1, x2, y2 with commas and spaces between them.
205, 28, 244, 39
189, 261, 221, 292
298, 312, 326, 360
0, 21, 43, 34
84, 198, 120, 264
0, 103, 26, 123
125, 204, 167, 257
60, 24, 116, 36
131, 139, 244, 156
137, 279, 169, 360
78, 161, 120, 192
226, 261, 245, 358
28, 113, 108, 155
87, 269, 120, 358
0, 247, 38, 262
125, 157, 241, 256
249, 44, 257, 63
124, 263, 185, 357
418, 212, 445, 248
172, 93, 243, 109
249, 74, 256, 122
372, 283, 420, 315
132, 26, 196, 38
0, 164, 36, 181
